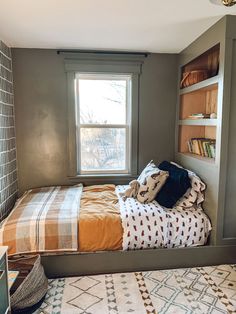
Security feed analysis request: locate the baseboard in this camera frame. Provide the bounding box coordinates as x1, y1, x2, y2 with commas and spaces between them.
41, 245, 236, 278
218, 238, 236, 246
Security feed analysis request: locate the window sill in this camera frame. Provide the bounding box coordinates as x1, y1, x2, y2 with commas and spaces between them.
68, 174, 137, 185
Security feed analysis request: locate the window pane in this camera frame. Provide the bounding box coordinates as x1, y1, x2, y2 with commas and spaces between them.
78, 78, 127, 124
80, 128, 126, 171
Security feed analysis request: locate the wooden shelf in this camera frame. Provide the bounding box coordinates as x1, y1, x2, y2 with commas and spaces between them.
178, 152, 215, 164
178, 44, 219, 167
180, 76, 219, 95
179, 119, 218, 126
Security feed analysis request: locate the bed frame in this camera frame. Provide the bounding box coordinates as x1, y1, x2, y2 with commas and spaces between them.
41, 244, 236, 278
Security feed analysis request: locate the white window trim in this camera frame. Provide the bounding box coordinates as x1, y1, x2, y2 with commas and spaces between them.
76, 73, 132, 175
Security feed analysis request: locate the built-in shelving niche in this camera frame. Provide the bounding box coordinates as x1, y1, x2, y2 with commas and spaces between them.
178, 44, 220, 164
180, 44, 220, 87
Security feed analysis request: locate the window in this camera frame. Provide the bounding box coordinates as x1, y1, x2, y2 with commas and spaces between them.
76, 73, 131, 174
64, 52, 144, 178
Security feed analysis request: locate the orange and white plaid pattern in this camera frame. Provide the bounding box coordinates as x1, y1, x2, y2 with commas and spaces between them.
0, 185, 83, 256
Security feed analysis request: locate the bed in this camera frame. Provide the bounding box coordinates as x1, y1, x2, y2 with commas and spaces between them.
0, 179, 211, 256
2, 161, 234, 278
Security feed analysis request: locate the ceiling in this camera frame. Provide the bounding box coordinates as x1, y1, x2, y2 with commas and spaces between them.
0, 0, 236, 53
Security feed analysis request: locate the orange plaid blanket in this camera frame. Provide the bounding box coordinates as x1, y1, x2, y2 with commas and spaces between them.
0, 185, 83, 256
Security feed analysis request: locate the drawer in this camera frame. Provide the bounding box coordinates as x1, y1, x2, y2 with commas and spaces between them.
0, 256, 9, 314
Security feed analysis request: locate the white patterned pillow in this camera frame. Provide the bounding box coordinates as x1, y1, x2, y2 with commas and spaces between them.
137, 161, 169, 203
171, 162, 206, 209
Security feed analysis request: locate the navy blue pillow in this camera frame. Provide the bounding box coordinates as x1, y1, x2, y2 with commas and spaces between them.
155, 161, 191, 208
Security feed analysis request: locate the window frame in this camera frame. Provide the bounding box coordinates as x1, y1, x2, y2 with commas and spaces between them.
64, 54, 144, 181
76, 73, 132, 175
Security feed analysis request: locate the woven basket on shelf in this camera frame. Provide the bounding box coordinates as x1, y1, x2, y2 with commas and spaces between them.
8, 255, 48, 312
180, 70, 209, 88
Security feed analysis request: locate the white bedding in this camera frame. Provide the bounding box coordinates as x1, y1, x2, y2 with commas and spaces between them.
116, 185, 212, 250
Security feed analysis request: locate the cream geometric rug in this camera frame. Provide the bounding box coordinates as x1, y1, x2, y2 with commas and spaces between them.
34, 264, 236, 314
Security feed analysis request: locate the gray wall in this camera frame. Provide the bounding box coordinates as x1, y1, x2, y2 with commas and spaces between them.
0, 41, 18, 221
12, 49, 178, 194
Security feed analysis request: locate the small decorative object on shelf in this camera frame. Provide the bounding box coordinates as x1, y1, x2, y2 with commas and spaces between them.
210, 112, 217, 119
180, 70, 209, 88
188, 113, 211, 119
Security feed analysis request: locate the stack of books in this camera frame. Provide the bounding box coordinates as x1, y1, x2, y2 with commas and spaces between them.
187, 138, 216, 158
188, 113, 211, 119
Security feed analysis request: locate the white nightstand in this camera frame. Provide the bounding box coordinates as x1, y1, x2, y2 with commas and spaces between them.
0, 246, 10, 314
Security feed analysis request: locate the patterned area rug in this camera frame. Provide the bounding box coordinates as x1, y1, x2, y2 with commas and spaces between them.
34, 264, 236, 314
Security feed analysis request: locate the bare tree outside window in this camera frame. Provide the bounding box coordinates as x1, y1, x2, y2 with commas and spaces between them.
77, 74, 131, 173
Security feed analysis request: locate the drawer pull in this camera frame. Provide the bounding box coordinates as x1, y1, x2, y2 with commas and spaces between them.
0, 270, 5, 280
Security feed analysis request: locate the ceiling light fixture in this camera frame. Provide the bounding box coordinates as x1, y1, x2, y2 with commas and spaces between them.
210, 0, 236, 6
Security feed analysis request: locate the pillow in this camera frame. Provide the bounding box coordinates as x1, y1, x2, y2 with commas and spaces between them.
155, 161, 191, 208
171, 162, 206, 209
136, 161, 169, 204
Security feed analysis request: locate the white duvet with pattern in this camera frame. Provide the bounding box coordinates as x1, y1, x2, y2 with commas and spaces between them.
116, 185, 212, 251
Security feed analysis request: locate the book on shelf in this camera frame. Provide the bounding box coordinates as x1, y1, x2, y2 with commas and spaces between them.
187, 138, 216, 159
188, 113, 211, 119
209, 143, 216, 158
